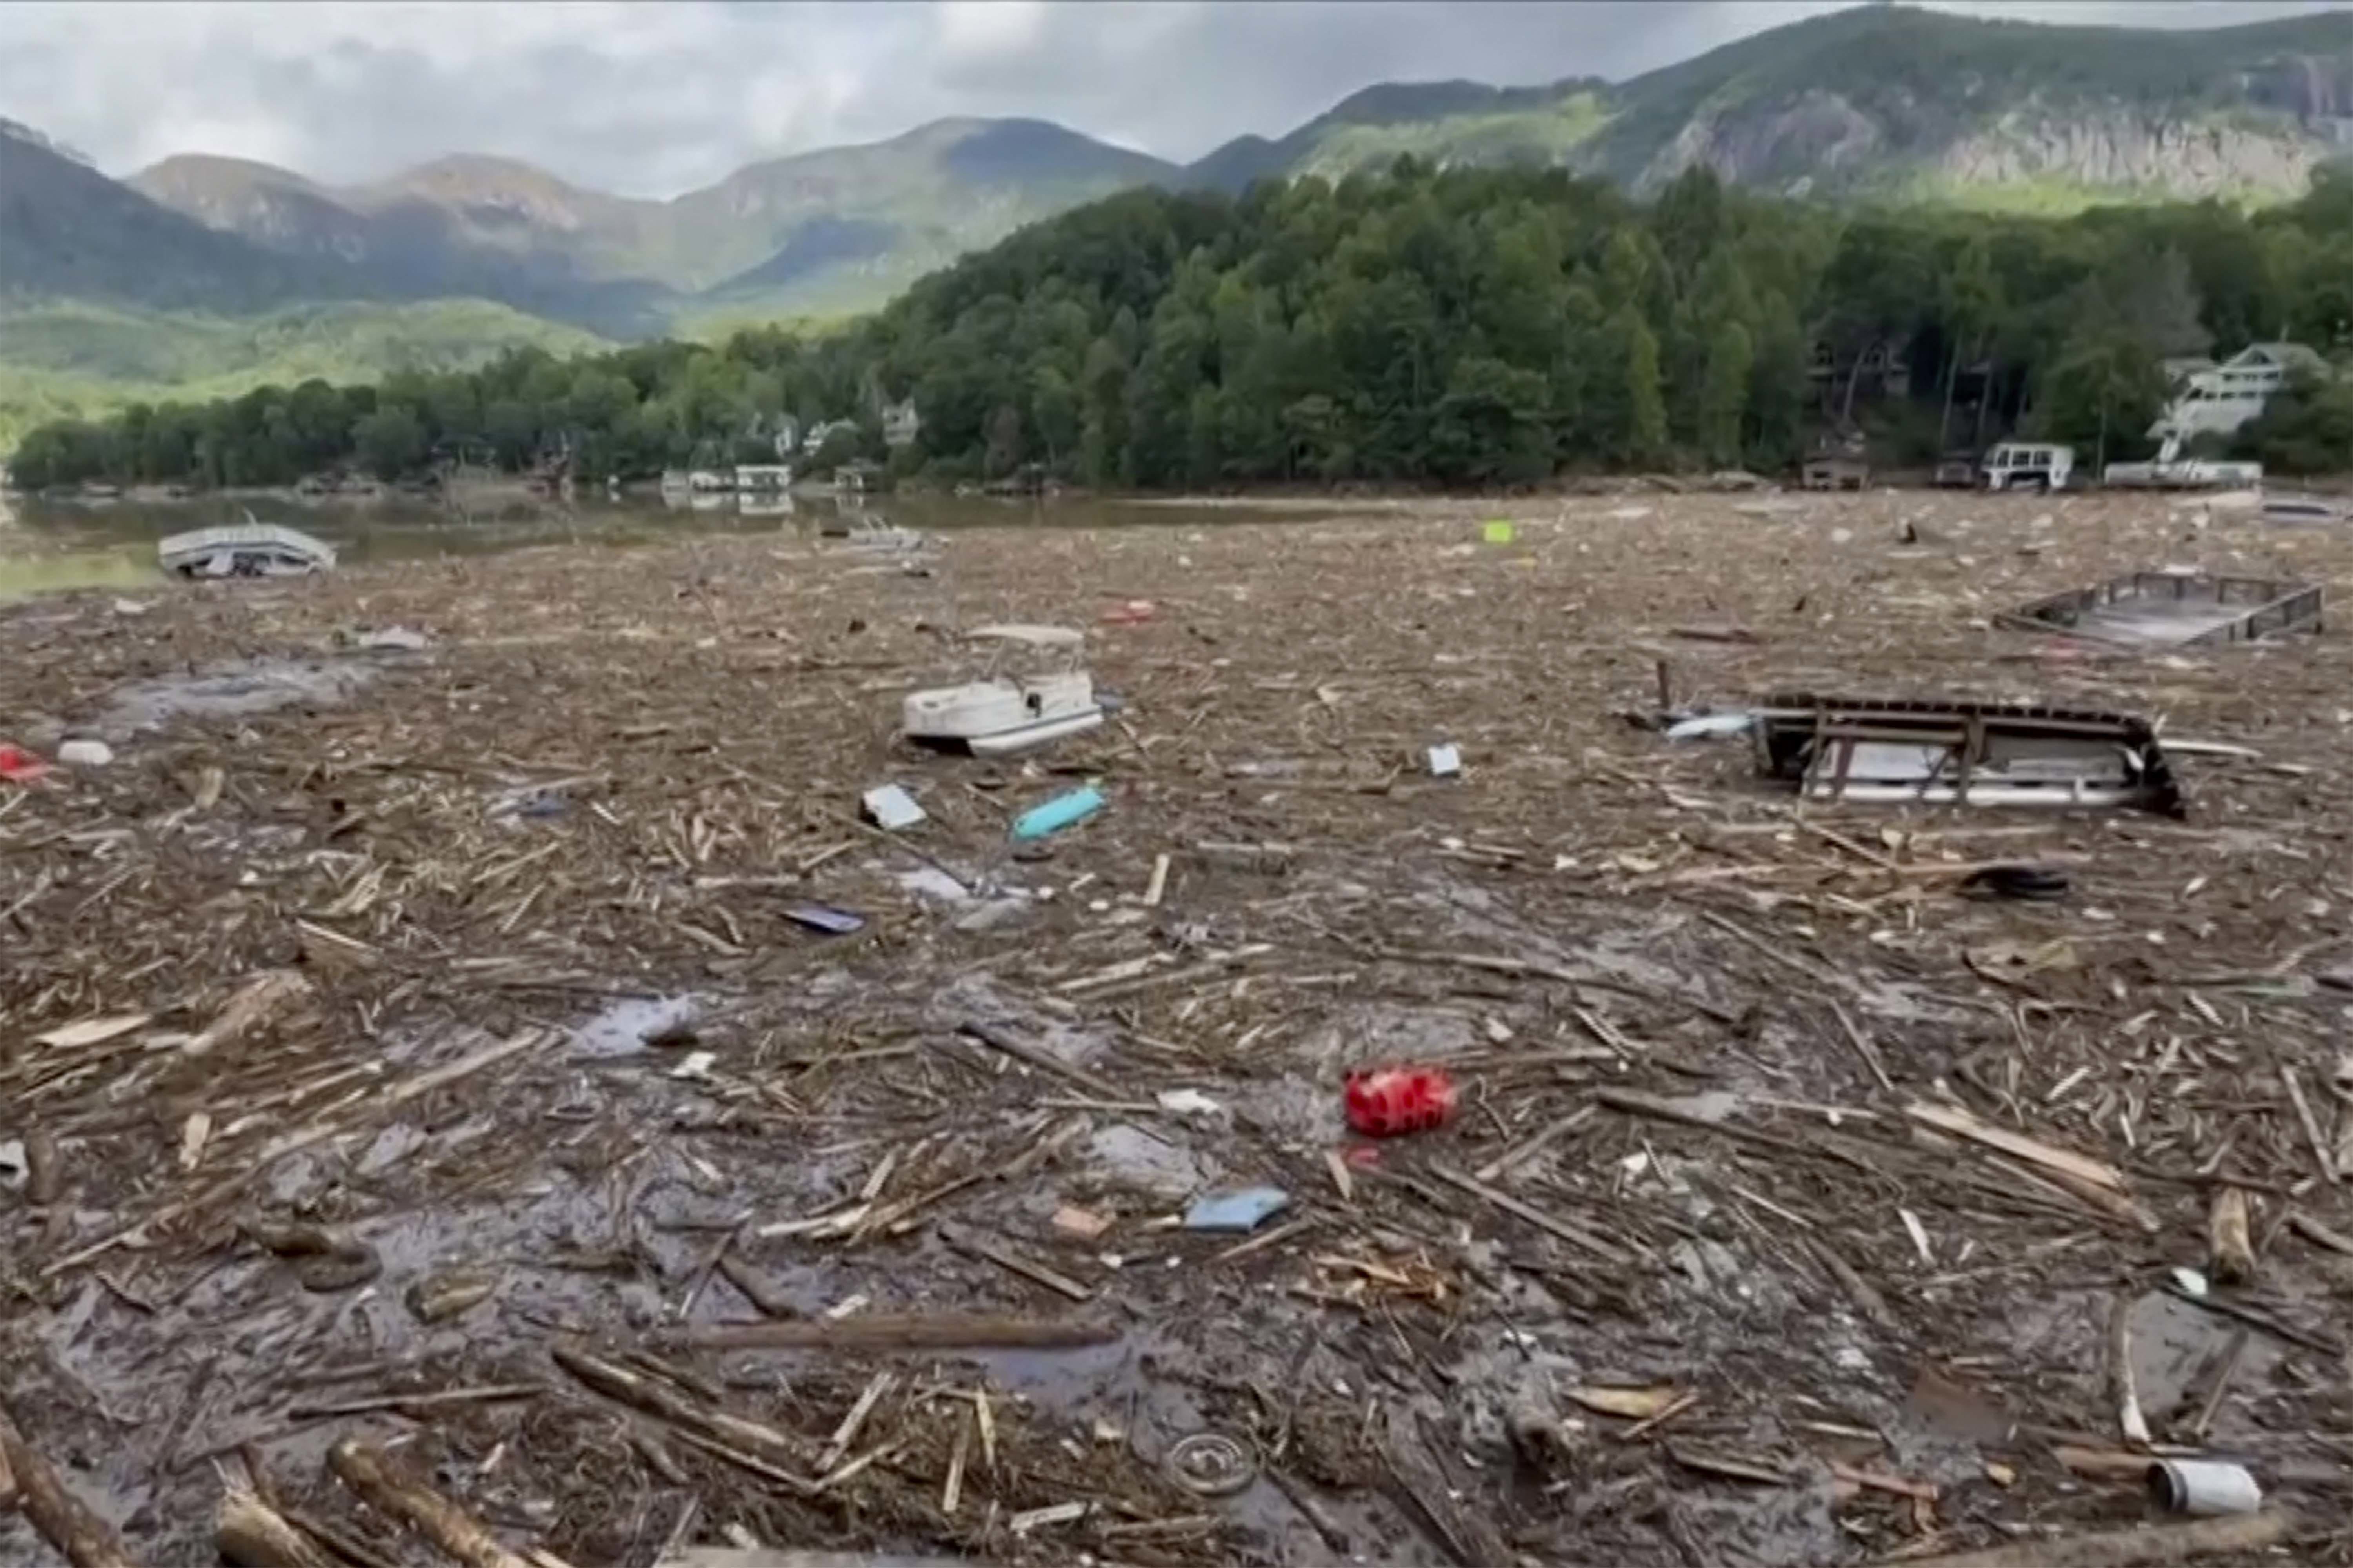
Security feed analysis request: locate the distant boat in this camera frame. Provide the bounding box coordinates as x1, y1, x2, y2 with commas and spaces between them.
158, 520, 337, 579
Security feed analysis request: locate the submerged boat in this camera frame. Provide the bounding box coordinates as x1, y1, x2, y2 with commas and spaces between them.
845, 515, 926, 552
902, 624, 1105, 758
158, 521, 336, 579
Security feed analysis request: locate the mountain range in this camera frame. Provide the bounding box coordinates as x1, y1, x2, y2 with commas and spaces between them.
4, 3, 2351, 445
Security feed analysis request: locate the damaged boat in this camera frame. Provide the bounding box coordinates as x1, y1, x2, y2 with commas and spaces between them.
902, 624, 1105, 758
1752, 694, 2186, 816
158, 521, 337, 579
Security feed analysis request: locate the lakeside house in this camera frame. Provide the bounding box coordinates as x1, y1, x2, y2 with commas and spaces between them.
733, 463, 792, 491
2149, 342, 2328, 444
882, 398, 922, 449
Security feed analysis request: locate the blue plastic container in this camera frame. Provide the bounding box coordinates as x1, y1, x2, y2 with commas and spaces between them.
1011, 786, 1105, 841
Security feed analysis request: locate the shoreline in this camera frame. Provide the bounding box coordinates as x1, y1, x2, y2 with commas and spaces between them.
13, 465, 2353, 512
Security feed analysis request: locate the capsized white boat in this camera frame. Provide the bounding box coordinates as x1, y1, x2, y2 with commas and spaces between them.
158, 519, 336, 579
903, 623, 1105, 757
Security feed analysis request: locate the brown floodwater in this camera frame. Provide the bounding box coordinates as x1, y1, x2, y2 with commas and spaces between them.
0, 489, 1381, 601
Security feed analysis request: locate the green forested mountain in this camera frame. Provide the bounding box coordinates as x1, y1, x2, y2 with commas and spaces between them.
16, 160, 2351, 492
7, 2, 2353, 458
84, 5, 2353, 336
123, 119, 1178, 337
1191, 7, 2353, 202
0, 120, 354, 313
0, 124, 618, 451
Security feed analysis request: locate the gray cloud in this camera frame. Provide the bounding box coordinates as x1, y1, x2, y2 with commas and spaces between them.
0, 0, 2344, 197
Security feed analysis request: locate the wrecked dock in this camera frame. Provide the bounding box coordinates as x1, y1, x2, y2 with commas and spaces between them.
1997, 569, 2322, 649
2, 487, 2349, 1568
1752, 694, 2189, 816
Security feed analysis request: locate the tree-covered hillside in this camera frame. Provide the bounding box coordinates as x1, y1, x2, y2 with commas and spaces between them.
13, 160, 2351, 491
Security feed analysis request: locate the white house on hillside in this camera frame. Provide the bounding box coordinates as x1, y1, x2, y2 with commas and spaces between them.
2149, 343, 2327, 444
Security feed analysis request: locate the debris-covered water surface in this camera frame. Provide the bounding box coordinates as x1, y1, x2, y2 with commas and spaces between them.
2, 489, 2349, 1568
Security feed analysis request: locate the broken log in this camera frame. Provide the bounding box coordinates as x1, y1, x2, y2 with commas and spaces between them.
2207, 1187, 2254, 1285
549, 1343, 819, 1491
0, 1405, 142, 1568
325, 1439, 531, 1568
217, 1486, 339, 1568
1874, 1511, 2292, 1568
677, 1313, 1118, 1352
659, 1544, 979, 1553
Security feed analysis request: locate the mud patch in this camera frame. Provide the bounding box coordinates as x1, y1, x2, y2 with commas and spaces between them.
87, 656, 377, 740
571, 994, 707, 1057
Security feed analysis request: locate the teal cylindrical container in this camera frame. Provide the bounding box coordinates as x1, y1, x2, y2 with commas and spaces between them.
1011, 786, 1105, 840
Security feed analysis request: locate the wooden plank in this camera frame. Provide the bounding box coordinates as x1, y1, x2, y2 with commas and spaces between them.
1906, 1101, 2128, 1195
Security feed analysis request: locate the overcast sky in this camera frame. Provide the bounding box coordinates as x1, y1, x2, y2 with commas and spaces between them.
1, 1, 2344, 198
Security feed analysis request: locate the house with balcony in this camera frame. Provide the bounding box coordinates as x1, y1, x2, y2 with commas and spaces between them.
2149, 342, 2327, 444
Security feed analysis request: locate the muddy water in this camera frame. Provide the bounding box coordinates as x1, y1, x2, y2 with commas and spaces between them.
0, 490, 1371, 600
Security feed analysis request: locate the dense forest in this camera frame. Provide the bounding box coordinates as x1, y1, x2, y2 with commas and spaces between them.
10, 160, 2353, 491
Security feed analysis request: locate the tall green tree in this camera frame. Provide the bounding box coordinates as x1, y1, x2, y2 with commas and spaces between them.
1697, 321, 1754, 469
352, 405, 428, 480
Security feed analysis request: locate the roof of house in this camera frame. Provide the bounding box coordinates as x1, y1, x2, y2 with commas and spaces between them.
2233, 342, 2326, 372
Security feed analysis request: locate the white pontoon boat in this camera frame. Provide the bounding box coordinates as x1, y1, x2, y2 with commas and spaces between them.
158, 520, 336, 579
902, 624, 1105, 758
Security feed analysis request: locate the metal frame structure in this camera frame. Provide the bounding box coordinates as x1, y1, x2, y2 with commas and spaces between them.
1996, 570, 2322, 648
1751, 693, 2187, 818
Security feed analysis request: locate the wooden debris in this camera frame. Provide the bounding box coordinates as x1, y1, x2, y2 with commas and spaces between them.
1566, 1385, 1682, 1420
2288, 1211, 2353, 1256
659, 1544, 979, 1553
2186, 1328, 2248, 1441
7, 498, 2353, 1568
549, 1344, 819, 1492
184, 970, 313, 1056
818, 1372, 895, 1472
1829, 1000, 1894, 1092
2054, 1445, 2158, 1480
1429, 1161, 1633, 1265
31, 1014, 150, 1050
2280, 1066, 2337, 1184
1051, 1205, 1111, 1240
1884, 1511, 2292, 1567
0, 1403, 142, 1568
1827, 1460, 1938, 1503
217, 1484, 339, 1568
1907, 1101, 2130, 1195
2206, 1187, 2254, 1285
22, 1126, 60, 1206
678, 1314, 1118, 1351
938, 1223, 1092, 1301
957, 1020, 1123, 1101
326, 1439, 531, 1568
1666, 1444, 1793, 1486
2110, 1294, 2152, 1448
286, 1383, 544, 1420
